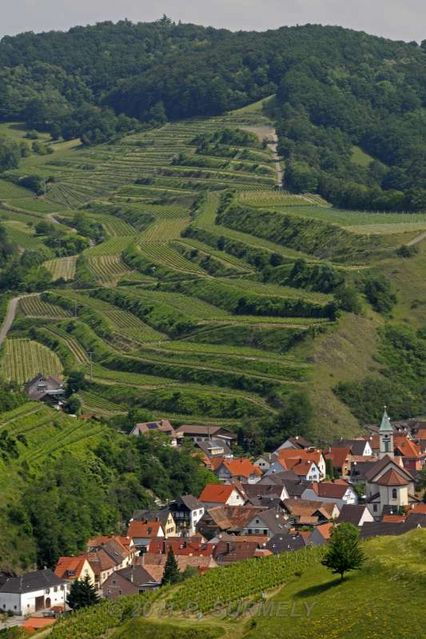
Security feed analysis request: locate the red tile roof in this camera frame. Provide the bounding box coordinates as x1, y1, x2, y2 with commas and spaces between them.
127, 521, 163, 539
148, 537, 213, 557
394, 436, 422, 458
382, 514, 406, 523
376, 469, 410, 486
221, 459, 262, 478
315, 522, 333, 540
314, 481, 351, 499
199, 483, 239, 503
326, 447, 351, 469
55, 556, 87, 580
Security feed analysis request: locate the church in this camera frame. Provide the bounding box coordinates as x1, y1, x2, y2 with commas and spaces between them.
364, 409, 418, 518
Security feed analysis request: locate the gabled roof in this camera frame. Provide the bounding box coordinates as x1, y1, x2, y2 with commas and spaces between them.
175, 425, 235, 439
248, 508, 289, 534
84, 549, 117, 574
220, 458, 262, 478
196, 438, 233, 458
394, 436, 422, 458
0, 569, 64, 594
283, 498, 333, 520
127, 521, 163, 539
314, 481, 352, 499
336, 504, 368, 526
364, 456, 413, 483
55, 556, 88, 580
199, 483, 240, 504
326, 447, 351, 469
265, 533, 307, 554
332, 439, 370, 456
280, 436, 312, 450
288, 460, 318, 476
203, 505, 265, 531
376, 469, 410, 486
148, 536, 213, 557
169, 495, 204, 511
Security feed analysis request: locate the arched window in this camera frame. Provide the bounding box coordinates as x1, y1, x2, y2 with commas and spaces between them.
392, 488, 398, 499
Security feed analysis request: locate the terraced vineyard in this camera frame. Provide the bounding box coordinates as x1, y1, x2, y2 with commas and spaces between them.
18, 294, 71, 319
2, 99, 425, 437
1, 338, 63, 383
44, 256, 77, 281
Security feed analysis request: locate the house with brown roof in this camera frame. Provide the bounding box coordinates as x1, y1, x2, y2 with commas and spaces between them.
127, 521, 165, 551
147, 536, 213, 557
199, 483, 245, 508
310, 522, 334, 546
212, 539, 268, 564
215, 458, 262, 484
325, 447, 352, 477
24, 374, 65, 404
267, 449, 325, 481
242, 508, 289, 537
175, 425, 235, 446
335, 504, 374, 527
130, 419, 183, 446
197, 505, 265, 539
265, 532, 308, 554
242, 482, 289, 507
102, 565, 161, 599
131, 509, 177, 538
332, 438, 373, 458
282, 498, 338, 526
195, 438, 233, 459
54, 556, 95, 585
303, 480, 358, 509
276, 436, 313, 451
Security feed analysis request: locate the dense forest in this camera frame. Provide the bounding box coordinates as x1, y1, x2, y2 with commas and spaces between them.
0, 18, 425, 210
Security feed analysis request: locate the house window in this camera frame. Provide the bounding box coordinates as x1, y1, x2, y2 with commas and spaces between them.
373, 504, 378, 512
392, 488, 398, 499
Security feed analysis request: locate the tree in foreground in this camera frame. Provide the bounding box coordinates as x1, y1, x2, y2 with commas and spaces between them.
67, 575, 100, 610
321, 523, 365, 581
162, 548, 181, 586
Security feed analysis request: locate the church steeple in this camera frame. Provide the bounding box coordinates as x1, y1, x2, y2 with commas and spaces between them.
379, 406, 394, 458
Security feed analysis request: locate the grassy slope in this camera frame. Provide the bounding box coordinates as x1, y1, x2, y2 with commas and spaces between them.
0, 403, 106, 570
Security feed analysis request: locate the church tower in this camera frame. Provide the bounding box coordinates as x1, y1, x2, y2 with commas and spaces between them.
379, 407, 394, 458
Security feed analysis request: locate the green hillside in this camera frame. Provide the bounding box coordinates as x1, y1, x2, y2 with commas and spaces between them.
40, 528, 426, 639
0, 96, 424, 444
0, 402, 106, 569
0, 399, 215, 571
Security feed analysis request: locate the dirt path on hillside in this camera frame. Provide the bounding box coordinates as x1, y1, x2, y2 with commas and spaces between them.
0, 295, 27, 346
241, 124, 284, 188
407, 230, 426, 246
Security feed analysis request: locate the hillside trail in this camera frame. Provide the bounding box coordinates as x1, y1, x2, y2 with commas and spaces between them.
241, 124, 284, 188
0, 294, 33, 346
407, 230, 426, 246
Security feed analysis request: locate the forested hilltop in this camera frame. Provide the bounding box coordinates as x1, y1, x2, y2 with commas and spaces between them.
0, 18, 425, 210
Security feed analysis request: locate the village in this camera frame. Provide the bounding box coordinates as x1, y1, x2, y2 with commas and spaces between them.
1, 405, 425, 629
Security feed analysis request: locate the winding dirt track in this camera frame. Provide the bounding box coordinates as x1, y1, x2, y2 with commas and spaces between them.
0, 296, 23, 346
407, 230, 426, 247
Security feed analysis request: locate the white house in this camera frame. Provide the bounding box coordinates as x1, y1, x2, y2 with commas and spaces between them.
302, 481, 358, 509
198, 484, 245, 508
0, 569, 67, 615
